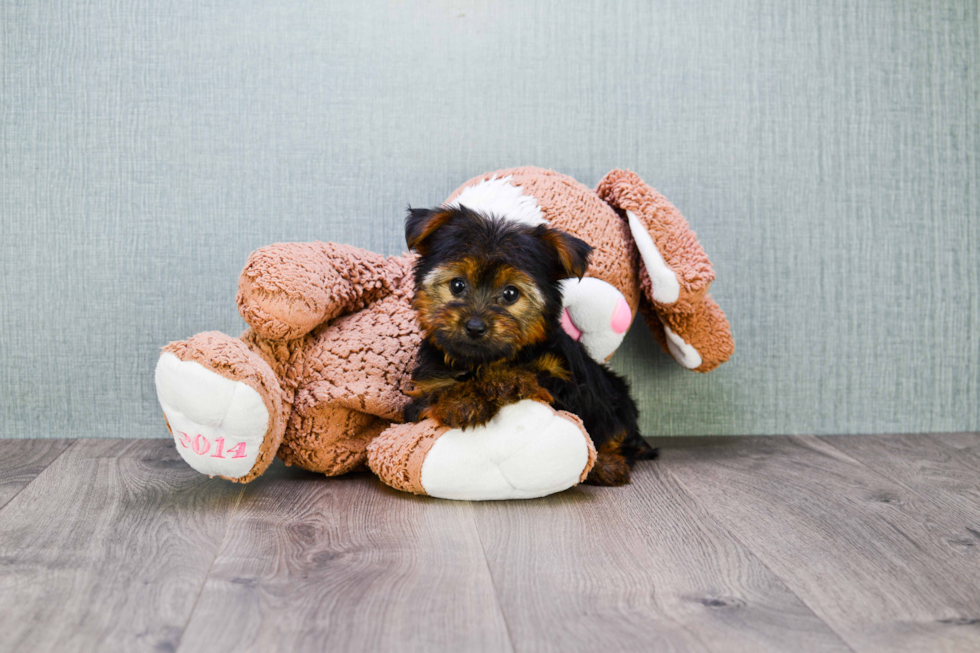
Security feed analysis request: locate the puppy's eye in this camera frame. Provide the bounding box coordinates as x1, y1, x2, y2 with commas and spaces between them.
501, 286, 520, 305
449, 278, 466, 295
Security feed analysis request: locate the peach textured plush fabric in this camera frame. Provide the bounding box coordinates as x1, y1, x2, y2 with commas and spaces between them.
154, 168, 733, 500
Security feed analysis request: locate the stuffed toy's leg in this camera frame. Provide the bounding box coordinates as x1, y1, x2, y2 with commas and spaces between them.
275, 387, 391, 477
155, 332, 287, 483
367, 401, 596, 500
237, 241, 410, 341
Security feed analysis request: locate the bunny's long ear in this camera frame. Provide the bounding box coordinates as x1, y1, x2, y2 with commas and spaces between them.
597, 169, 733, 372
596, 170, 714, 313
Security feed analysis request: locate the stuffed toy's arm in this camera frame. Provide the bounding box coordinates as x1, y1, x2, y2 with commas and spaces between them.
237, 242, 408, 341
597, 170, 734, 372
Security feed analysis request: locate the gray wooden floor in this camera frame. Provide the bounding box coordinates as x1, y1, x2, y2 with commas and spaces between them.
1, 434, 978, 653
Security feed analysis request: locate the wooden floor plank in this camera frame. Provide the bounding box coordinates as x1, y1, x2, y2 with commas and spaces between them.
471, 461, 852, 653
658, 435, 980, 653
824, 433, 980, 540
3, 434, 979, 653
176, 463, 513, 653
0, 439, 74, 510
0, 439, 245, 653
929, 432, 980, 458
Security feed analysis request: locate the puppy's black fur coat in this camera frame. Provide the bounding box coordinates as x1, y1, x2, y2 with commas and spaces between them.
403, 206, 657, 485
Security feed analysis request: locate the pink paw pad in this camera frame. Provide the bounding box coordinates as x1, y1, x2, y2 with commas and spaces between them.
610, 298, 632, 334
561, 308, 582, 341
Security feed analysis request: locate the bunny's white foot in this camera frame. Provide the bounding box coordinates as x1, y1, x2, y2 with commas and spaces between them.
369, 400, 596, 501
154, 332, 285, 482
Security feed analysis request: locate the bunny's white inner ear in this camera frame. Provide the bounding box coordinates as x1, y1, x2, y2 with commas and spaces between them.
663, 324, 702, 369
626, 210, 681, 304
448, 176, 548, 227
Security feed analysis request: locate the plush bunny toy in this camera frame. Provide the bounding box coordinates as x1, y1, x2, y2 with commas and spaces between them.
154, 167, 733, 500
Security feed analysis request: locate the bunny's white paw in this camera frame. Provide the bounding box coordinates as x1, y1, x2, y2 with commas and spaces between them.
560, 277, 633, 362
155, 353, 271, 480
419, 400, 595, 501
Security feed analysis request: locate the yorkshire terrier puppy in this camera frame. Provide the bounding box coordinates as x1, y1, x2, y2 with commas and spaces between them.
402, 206, 657, 486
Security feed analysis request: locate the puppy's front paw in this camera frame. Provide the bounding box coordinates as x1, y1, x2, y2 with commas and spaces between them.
479, 365, 553, 407
403, 398, 426, 423
421, 393, 497, 429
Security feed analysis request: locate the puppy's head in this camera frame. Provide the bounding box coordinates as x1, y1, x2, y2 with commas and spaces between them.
406, 206, 592, 364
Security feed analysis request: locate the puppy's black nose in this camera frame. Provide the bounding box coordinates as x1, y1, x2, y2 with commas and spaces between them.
465, 317, 487, 338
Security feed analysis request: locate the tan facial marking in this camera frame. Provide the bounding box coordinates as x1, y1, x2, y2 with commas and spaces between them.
491, 266, 545, 310
413, 258, 552, 356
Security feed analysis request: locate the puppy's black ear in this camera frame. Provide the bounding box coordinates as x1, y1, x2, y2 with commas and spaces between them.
541, 228, 592, 279
405, 207, 456, 254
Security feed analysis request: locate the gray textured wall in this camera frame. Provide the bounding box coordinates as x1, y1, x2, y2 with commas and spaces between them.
1, 0, 978, 439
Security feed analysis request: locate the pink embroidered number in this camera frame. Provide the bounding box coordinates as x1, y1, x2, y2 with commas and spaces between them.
226, 442, 247, 459
192, 434, 210, 455
176, 432, 247, 459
